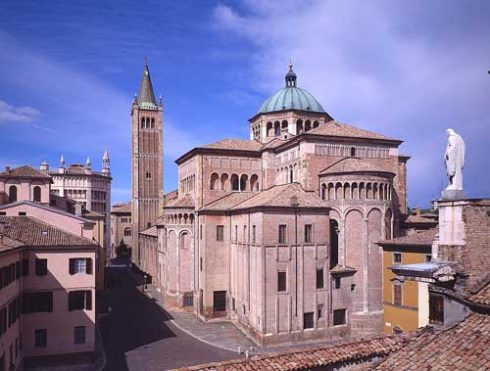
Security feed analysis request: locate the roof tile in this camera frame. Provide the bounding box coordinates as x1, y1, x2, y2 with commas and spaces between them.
0, 216, 97, 248
0, 165, 51, 179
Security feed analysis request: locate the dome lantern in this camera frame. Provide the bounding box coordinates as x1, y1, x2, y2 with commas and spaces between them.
285, 61, 297, 87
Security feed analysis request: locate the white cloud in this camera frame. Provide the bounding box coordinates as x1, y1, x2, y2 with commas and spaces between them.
0, 100, 40, 124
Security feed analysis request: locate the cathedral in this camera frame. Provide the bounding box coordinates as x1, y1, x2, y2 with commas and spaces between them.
132, 62, 408, 345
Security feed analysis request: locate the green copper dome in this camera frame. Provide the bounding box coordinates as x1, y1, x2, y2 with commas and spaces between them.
257, 64, 325, 114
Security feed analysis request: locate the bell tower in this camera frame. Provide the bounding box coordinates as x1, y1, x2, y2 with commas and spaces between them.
131, 60, 163, 266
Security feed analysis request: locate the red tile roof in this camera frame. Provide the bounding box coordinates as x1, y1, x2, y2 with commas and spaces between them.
378, 228, 437, 247
468, 280, 490, 307
0, 216, 97, 248
374, 313, 490, 370
180, 335, 407, 371
165, 194, 195, 208
140, 226, 158, 238
203, 138, 263, 151
404, 214, 438, 225
0, 165, 51, 180
111, 202, 131, 214
309, 121, 401, 142
319, 157, 395, 176
201, 184, 328, 212
231, 183, 328, 210
201, 192, 255, 211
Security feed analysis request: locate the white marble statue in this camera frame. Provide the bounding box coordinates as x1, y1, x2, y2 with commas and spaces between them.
444, 128, 465, 191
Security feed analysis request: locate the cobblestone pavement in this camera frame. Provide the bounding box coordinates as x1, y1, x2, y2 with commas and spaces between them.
99, 268, 238, 371
144, 284, 257, 353
142, 279, 347, 356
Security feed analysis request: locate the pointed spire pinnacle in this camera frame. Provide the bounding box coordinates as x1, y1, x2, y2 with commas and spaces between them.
85, 157, 91, 169
285, 59, 297, 87
103, 149, 110, 162
60, 154, 65, 167
137, 59, 157, 106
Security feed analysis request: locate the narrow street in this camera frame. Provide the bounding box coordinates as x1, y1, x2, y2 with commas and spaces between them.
99, 267, 237, 371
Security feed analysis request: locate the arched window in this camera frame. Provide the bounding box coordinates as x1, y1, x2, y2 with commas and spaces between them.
281, 120, 288, 129
33, 186, 41, 202
240, 174, 248, 191
266, 122, 273, 136
231, 174, 239, 191
289, 167, 294, 183
313, 121, 319, 128
210, 173, 219, 190
220, 173, 229, 191
8, 185, 17, 203
250, 174, 259, 191
330, 220, 339, 269
274, 122, 281, 136
321, 183, 327, 200
141, 118, 145, 129
305, 120, 312, 132
151, 118, 155, 129
350, 147, 356, 157
124, 227, 131, 237
296, 120, 303, 134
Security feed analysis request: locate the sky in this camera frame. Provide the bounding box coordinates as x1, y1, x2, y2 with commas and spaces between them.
0, 0, 489, 208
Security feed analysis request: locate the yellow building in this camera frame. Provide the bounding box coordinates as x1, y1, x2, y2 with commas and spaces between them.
379, 228, 436, 334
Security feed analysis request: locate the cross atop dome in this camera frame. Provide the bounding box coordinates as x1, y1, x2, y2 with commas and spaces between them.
285, 60, 297, 87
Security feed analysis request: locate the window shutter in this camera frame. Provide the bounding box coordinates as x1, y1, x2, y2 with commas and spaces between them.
86, 258, 93, 275
69, 259, 75, 275
85, 291, 92, 310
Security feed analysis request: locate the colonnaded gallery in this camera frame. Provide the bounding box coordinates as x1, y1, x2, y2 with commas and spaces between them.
132, 62, 408, 345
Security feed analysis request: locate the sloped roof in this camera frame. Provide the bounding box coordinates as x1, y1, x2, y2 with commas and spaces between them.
180, 335, 407, 371
0, 200, 94, 224
0, 165, 51, 180
373, 313, 490, 370
165, 194, 195, 208
140, 225, 158, 238
0, 216, 97, 248
378, 228, 437, 247
203, 138, 263, 151
319, 157, 396, 176
231, 183, 328, 210
468, 279, 490, 307
111, 202, 131, 214
201, 192, 255, 211
404, 214, 438, 224
201, 184, 328, 212
309, 121, 400, 142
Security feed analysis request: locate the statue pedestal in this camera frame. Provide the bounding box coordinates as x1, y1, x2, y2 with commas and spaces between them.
441, 189, 467, 200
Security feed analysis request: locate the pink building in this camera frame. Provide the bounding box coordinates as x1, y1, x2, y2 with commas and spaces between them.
0, 165, 100, 369
0, 216, 97, 369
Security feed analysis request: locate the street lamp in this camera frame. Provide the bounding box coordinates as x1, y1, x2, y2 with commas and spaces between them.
290, 195, 299, 317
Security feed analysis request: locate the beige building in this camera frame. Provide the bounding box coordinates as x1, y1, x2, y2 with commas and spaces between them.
110, 202, 132, 253
47, 153, 112, 258
131, 61, 163, 267
137, 64, 409, 345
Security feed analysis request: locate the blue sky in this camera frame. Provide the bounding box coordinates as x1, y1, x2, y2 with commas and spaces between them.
1, 1, 489, 208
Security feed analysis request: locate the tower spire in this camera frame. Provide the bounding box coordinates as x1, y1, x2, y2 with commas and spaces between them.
102, 149, 110, 175
137, 59, 157, 106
